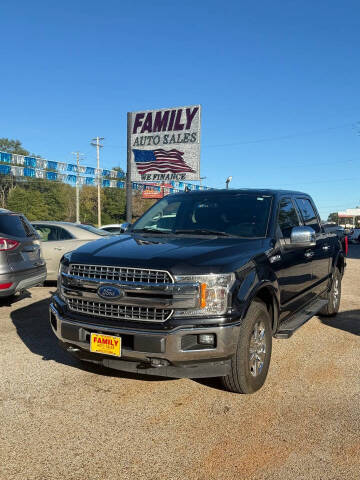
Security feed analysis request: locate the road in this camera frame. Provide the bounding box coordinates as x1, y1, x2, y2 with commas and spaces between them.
1, 249, 359, 480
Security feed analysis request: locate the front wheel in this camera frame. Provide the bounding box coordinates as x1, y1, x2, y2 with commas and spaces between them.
222, 300, 272, 394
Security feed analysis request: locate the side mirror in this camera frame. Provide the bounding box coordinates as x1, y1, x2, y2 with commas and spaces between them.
289, 226, 316, 248
119, 222, 131, 233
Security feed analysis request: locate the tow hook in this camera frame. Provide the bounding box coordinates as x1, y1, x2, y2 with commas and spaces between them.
67, 345, 80, 353
138, 358, 170, 368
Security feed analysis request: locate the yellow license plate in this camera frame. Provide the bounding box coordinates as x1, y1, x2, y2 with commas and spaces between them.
90, 333, 121, 357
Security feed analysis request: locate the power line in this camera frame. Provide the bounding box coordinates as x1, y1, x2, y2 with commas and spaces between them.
104, 120, 358, 151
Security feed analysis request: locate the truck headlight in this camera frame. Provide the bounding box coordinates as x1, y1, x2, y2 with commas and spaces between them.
174, 273, 235, 317
57, 253, 71, 299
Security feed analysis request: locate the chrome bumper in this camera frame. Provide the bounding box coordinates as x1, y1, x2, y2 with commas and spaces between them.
49, 302, 240, 378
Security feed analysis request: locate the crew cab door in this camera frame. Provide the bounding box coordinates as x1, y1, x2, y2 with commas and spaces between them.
294, 197, 331, 295
272, 197, 314, 318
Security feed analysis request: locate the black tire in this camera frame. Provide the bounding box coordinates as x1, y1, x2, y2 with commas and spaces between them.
222, 300, 272, 394
319, 267, 341, 317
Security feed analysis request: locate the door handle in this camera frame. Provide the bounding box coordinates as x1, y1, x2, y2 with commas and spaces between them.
322, 245, 330, 251
54, 247, 63, 251
304, 250, 314, 258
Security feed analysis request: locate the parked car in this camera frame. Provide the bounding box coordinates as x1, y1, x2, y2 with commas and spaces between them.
31, 222, 110, 280
347, 228, 360, 244
0, 209, 46, 299
51, 189, 345, 394
99, 224, 127, 234
322, 223, 347, 254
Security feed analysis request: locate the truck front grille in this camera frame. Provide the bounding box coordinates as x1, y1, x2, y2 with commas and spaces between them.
67, 297, 172, 323
69, 264, 173, 284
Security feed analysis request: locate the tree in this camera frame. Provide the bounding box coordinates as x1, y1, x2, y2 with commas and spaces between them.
327, 212, 339, 223
0, 138, 30, 156
0, 138, 43, 208
112, 166, 125, 177
102, 188, 126, 223
131, 191, 157, 220
7, 187, 49, 220
0, 176, 16, 208
80, 186, 106, 225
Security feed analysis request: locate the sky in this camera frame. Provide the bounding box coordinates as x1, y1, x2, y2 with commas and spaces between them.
1, 0, 360, 220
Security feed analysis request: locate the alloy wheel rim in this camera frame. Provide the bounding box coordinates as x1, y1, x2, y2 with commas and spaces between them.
333, 277, 339, 309
249, 321, 266, 377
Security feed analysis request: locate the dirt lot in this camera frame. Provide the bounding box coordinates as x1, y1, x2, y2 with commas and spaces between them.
1, 249, 359, 480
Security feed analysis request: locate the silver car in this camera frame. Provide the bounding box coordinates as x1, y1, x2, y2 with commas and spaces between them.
31, 221, 111, 280
0, 209, 46, 299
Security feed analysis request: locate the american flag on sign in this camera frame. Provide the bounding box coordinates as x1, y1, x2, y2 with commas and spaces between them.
132, 149, 195, 174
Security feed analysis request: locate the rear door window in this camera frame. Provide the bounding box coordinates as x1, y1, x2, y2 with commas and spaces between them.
295, 198, 320, 233
0, 214, 27, 237
34, 225, 73, 241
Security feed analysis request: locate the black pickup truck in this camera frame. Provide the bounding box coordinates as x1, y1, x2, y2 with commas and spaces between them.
50, 189, 345, 394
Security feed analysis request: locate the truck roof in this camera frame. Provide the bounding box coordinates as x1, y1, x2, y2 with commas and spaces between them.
173, 188, 310, 197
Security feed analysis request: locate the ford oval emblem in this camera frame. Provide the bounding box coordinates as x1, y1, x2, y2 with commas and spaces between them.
97, 285, 124, 300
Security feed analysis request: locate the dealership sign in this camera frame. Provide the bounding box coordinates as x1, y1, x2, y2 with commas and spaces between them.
128, 105, 201, 182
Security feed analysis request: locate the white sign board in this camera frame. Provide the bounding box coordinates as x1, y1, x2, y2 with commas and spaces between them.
128, 105, 201, 182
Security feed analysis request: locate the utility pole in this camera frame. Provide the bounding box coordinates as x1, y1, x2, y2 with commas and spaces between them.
72, 151, 84, 224
126, 113, 132, 223
91, 137, 104, 227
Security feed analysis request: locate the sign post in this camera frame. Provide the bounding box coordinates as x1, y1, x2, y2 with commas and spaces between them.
126, 105, 201, 221
126, 112, 133, 222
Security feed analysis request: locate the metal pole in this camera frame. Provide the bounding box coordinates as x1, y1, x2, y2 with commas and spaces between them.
76, 152, 80, 223
126, 112, 132, 223
91, 137, 104, 227
72, 151, 83, 224
96, 139, 101, 228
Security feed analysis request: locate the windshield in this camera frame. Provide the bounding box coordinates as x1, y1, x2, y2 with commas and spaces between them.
133, 193, 273, 237
78, 224, 111, 236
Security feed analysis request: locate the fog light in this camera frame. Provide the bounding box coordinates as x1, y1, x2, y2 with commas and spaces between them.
149, 358, 169, 367
198, 334, 215, 346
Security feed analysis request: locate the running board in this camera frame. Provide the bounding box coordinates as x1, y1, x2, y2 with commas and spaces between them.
274, 298, 328, 339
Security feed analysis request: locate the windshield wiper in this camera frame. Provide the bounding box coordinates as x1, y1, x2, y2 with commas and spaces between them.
133, 228, 172, 234
174, 229, 234, 237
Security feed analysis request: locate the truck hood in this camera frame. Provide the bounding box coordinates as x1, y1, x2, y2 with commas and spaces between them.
68, 233, 269, 275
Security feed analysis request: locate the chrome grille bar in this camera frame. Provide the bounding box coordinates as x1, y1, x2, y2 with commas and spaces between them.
69, 264, 173, 284
67, 298, 172, 323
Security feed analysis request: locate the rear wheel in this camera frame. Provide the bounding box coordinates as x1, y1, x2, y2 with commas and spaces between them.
319, 267, 341, 317
222, 300, 272, 394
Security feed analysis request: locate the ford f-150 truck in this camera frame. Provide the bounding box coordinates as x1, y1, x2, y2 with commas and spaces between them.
50, 189, 345, 394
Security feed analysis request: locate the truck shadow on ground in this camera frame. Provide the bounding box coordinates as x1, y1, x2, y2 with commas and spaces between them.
10, 296, 176, 383
319, 309, 360, 336
0, 290, 31, 307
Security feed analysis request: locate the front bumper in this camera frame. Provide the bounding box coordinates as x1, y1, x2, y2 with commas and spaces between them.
49, 299, 241, 378
0, 266, 47, 298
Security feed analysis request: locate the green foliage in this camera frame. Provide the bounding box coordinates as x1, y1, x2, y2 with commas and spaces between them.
7, 187, 50, 220
0, 138, 30, 156
5, 180, 129, 224
132, 191, 157, 220
0, 138, 43, 208
327, 212, 339, 223
102, 188, 126, 223
80, 186, 98, 225
0, 138, 133, 224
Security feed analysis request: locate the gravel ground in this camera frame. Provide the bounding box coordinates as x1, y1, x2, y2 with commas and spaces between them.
1, 249, 359, 480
